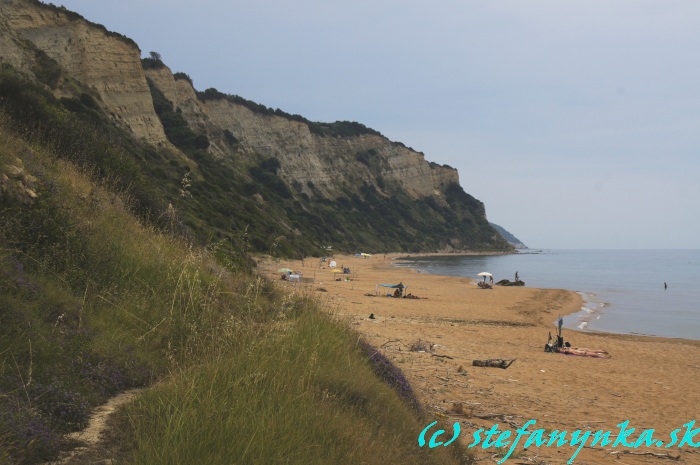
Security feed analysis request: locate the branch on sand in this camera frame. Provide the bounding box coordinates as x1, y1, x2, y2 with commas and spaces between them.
472, 358, 516, 369
606, 450, 681, 461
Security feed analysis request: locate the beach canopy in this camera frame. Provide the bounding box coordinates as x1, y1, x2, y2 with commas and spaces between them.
375, 283, 407, 295
277, 267, 293, 274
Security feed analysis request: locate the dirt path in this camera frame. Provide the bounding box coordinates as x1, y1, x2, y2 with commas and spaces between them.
45, 388, 144, 465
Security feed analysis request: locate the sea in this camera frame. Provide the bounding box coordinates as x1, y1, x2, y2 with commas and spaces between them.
393, 249, 700, 341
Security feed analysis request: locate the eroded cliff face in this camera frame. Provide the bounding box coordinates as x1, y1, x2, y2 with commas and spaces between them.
145, 66, 459, 199
0, 0, 510, 252
0, 0, 167, 145
0, 0, 459, 201
200, 96, 460, 198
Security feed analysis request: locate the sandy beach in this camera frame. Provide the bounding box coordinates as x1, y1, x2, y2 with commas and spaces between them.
260, 254, 700, 465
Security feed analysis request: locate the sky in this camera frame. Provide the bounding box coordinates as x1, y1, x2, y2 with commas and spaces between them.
54, 0, 700, 249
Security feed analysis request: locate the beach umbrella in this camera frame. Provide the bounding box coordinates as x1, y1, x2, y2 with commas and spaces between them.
477, 272, 492, 282
277, 267, 292, 274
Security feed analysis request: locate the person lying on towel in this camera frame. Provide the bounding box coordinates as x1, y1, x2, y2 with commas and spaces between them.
560, 347, 610, 358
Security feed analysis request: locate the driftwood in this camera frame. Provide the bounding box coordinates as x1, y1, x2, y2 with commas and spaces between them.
380, 339, 402, 348
606, 450, 680, 461
474, 413, 512, 421
472, 358, 516, 369
474, 413, 521, 429
431, 354, 454, 359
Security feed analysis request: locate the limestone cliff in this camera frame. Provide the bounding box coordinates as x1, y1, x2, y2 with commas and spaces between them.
0, 0, 458, 200
0, 0, 167, 145
145, 66, 459, 200
0, 0, 511, 253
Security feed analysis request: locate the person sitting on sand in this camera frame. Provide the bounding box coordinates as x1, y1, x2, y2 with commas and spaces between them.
393, 289, 401, 298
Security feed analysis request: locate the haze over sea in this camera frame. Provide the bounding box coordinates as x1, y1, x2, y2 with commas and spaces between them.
395, 250, 700, 341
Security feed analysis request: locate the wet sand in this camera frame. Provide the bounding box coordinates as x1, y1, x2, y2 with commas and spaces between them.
260, 254, 700, 464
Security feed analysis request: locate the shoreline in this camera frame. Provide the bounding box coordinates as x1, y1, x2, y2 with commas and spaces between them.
388, 251, 700, 343
260, 253, 700, 464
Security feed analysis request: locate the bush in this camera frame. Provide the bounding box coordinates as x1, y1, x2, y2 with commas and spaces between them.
173, 72, 193, 86
33, 49, 62, 88
0, 396, 59, 464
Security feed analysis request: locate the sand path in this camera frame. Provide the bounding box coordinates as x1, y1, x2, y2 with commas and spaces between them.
45, 388, 143, 465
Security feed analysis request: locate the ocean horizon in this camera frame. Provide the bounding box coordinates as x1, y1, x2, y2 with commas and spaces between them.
393, 249, 700, 341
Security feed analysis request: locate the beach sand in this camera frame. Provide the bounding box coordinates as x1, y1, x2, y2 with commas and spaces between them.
260, 254, 700, 464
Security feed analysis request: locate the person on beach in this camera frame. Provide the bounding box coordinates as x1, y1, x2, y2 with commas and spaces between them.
560, 347, 611, 358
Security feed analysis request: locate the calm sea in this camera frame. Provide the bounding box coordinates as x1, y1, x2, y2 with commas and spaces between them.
394, 250, 700, 341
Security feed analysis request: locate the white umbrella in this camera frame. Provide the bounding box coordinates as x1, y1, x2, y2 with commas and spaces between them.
477, 272, 493, 282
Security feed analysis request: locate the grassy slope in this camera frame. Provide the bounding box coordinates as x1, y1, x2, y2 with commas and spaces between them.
0, 118, 471, 464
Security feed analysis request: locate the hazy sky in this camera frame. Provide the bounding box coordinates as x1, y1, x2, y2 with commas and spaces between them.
55, 1, 700, 249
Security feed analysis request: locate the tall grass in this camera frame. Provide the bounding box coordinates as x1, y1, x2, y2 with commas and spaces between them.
0, 124, 240, 462
128, 310, 466, 465
0, 120, 471, 464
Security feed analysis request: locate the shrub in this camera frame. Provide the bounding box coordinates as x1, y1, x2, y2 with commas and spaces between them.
223, 129, 239, 145
32, 48, 62, 88
358, 339, 421, 412
0, 396, 59, 464
173, 72, 193, 86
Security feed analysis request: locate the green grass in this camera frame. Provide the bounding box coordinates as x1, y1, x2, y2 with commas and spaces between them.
128, 311, 468, 465
0, 118, 472, 464
0, 123, 234, 462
